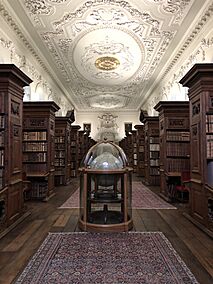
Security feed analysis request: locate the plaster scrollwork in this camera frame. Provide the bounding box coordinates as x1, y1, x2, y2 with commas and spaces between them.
163, 3, 213, 78
24, 0, 53, 15
147, 0, 192, 24
97, 98, 120, 108
48, 0, 69, 3
0, 2, 52, 76
158, 35, 213, 105
66, 8, 145, 38
145, 30, 175, 80
93, 72, 120, 80
58, 39, 73, 54
201, 37, 213, 49
0, 37, 13, 50
53, 0, 161, 36
89, 94, 127, 109
97, 113, 119, 140
41, 34, 70, 81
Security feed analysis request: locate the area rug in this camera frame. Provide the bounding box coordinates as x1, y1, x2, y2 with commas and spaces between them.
15, 232, 198, 284
59, 181, 176, 209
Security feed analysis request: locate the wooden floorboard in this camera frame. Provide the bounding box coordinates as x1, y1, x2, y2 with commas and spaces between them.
0, 176, 212, 284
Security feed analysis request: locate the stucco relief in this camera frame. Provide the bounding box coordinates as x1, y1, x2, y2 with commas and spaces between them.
97, 113, 119, 141
0, 31, 73, 112
146, 0, 192, 23
144, 34, 213, 112
24, 0, 53, 15
53, 1, 161, 35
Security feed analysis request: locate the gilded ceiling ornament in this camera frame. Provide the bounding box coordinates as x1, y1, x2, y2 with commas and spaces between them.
95, 56, 120, 71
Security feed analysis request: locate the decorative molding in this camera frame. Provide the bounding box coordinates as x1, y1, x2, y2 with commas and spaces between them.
24, 0, 53, 15
53, 1, 161, 35
0, 2, 49, 73
162, 3, 213, 78
147, 0, 192, 24
97, 112, 119, 140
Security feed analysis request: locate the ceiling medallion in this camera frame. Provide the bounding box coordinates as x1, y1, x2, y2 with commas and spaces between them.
95, 56, 120, 71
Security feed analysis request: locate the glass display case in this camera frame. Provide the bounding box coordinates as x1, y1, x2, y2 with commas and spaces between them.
78, 141, 133, 232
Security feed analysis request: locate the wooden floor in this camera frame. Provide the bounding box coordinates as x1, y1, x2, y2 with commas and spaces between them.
0, 176, 212, 284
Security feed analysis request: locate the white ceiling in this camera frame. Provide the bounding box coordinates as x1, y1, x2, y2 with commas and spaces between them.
3, 0, 209, 111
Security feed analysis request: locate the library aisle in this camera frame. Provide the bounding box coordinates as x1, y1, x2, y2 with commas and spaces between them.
0, 176, 212, 284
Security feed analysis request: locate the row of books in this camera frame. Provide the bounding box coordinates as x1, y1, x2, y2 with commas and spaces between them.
23, 152, 47, 162
138, 145, 144, 152
55, 137, 65, 143
24, 163, 47, 173
0, 132, 4, 146
150, 159, 159, 166
166, 158, 190, 172
150, 144, 160, 151
0, 150, 4, 166
207, 134, 213, 158
0, 114, 5, 128
55, 151, 65, 158
150, 167, 160, 175
70, 141, 76, 147
149, 137, 160, 143
55, 144, 65, 150
0, 168, 3, 188
206, 115, 213, 133
23, 131, 47, 141
23, 142, 47, 151
55, 160, 65, 166
30, 182, 48, 198
150, 151, 160, 159
166, 143, 190, 156
166, 131, 190, 141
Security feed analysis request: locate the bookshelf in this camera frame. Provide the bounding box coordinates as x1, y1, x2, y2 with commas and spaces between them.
154, 101, 190, 201
143, 116, 160, 185
180, 63, 213, 235
131, 130, 138, 172
125, 132, 134, 169
0, 64, 32, 233
70, 125, 81, 177
134, 125, 145, 177
54, 117, 72, 186
78, 130, 91, 168
23, 101, 60, 201
0, 114, 5, 191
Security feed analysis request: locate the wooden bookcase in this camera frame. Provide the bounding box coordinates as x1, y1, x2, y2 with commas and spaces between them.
154, 101, 190, 201
70, 125, 81, 177
132, 130, 138, 172
134, 125, 145, 177
143, 116, 160, 185
54, 116, 72, 186
78, 130, 90, 168
180, 63, 213, 234
125, 132, 134, 169
23, 101, 60, 201
0, 64, 32, 232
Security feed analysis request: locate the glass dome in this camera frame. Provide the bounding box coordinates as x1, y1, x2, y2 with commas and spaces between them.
82, 141, 128, 169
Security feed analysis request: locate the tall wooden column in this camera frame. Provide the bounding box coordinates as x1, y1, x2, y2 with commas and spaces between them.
0, 64, 32, 232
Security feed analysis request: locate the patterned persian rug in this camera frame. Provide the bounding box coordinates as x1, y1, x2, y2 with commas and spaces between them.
59, 181, 176, 209
15, 232, 198, 284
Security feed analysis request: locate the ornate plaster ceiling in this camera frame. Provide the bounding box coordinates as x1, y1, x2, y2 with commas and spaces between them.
1, 0, 209, 111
